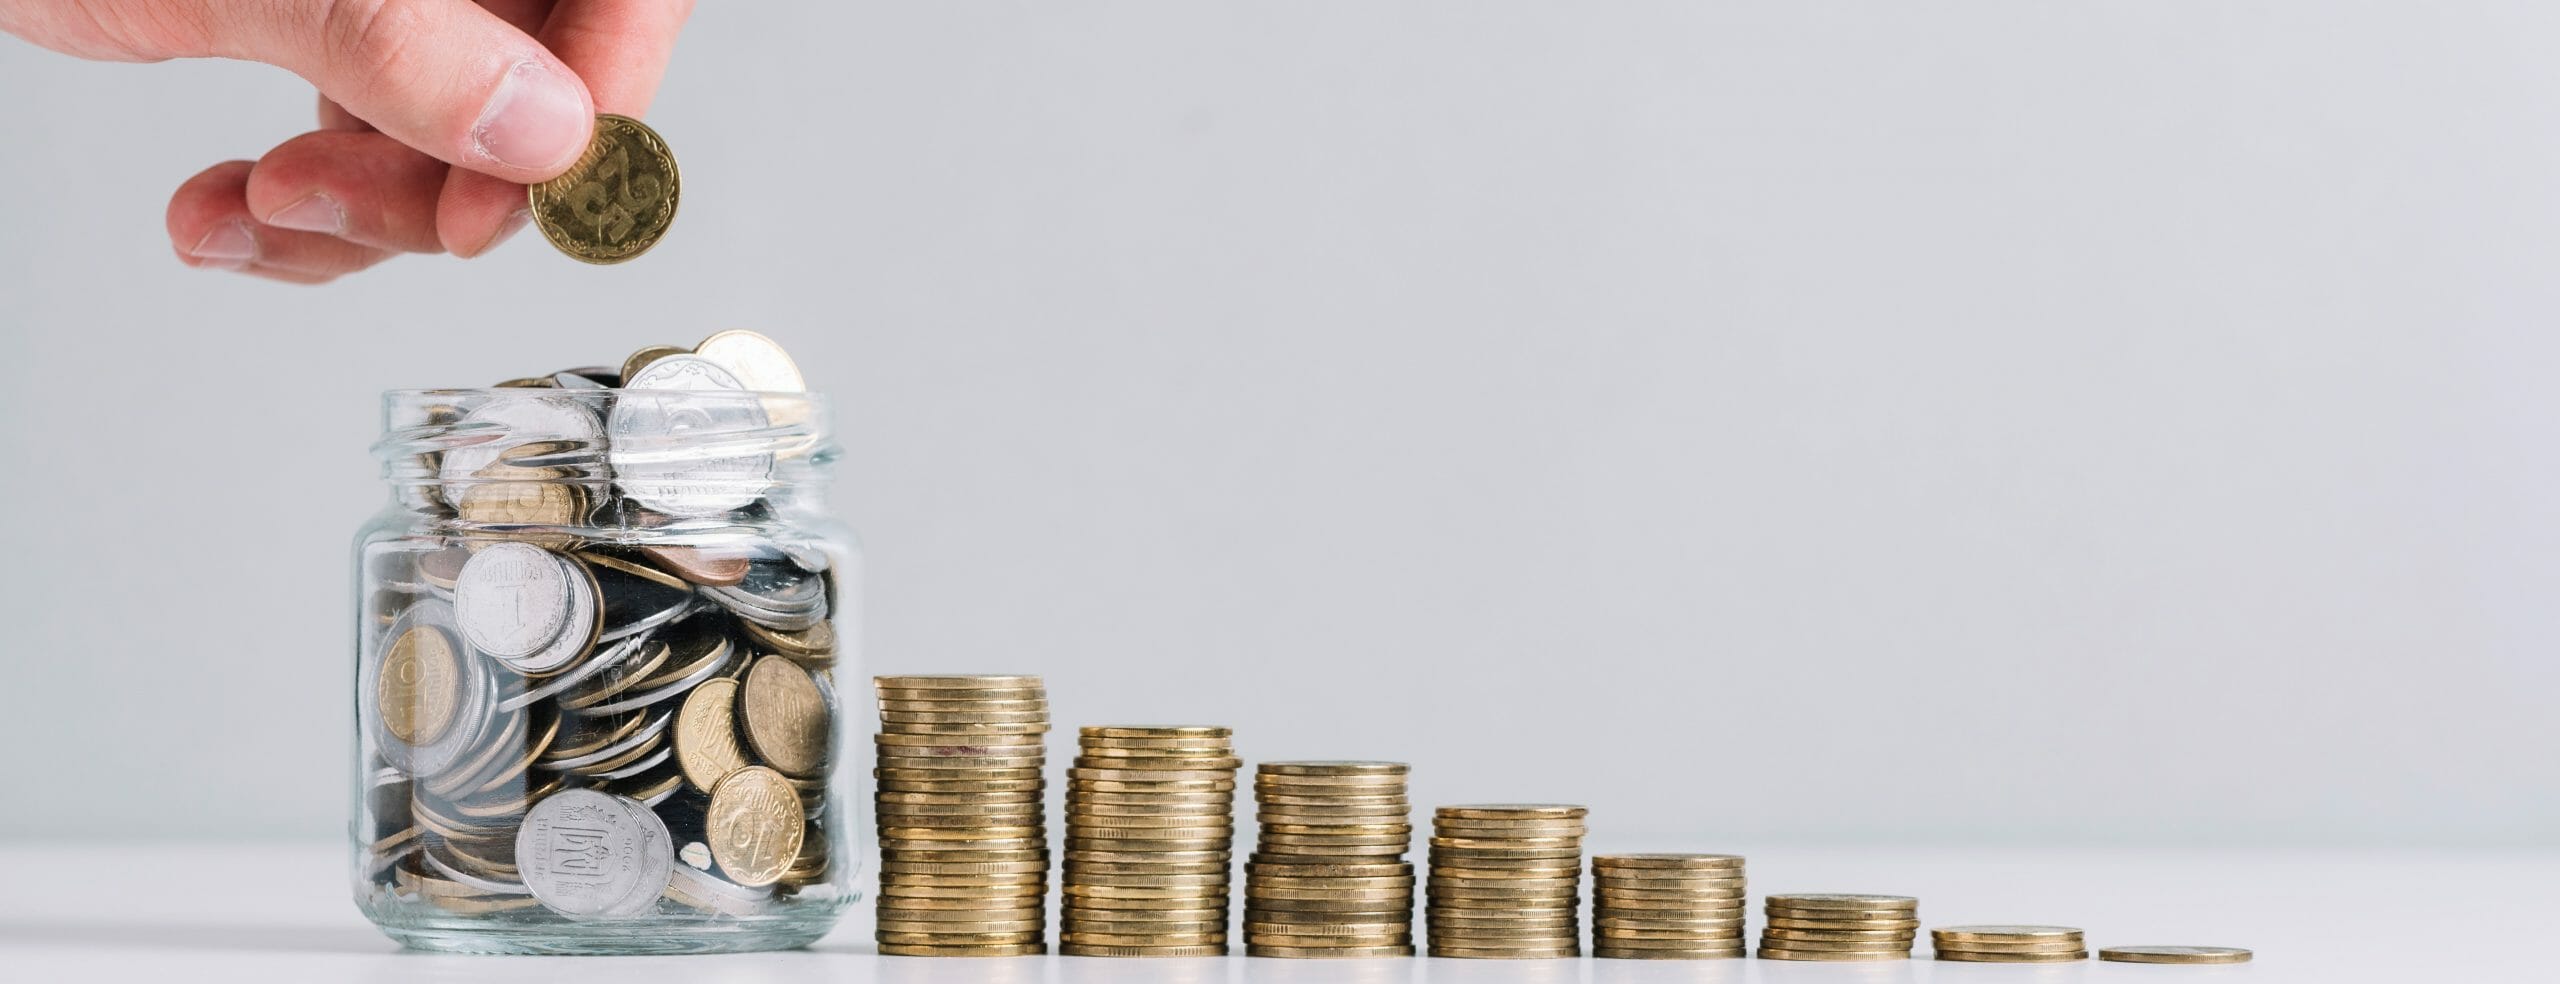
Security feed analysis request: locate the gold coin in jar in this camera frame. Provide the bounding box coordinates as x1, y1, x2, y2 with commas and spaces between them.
674, 677, 750, 792
377, 623, 462, 746
708, 766, 806, 888
742, 655, 830, 777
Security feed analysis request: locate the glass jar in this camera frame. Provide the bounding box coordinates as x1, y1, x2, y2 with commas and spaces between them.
351, 386, 860, 954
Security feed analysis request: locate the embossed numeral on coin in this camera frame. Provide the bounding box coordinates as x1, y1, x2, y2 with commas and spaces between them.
569, 146, 665, 244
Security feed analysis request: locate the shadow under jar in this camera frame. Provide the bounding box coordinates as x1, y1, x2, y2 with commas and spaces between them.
352, 387, 860, 954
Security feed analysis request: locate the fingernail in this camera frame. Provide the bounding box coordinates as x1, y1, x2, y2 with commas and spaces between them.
473, 208, 535, 258
472, 60, 589, 172
189, 220, 257, 268
266, 192, 345, 234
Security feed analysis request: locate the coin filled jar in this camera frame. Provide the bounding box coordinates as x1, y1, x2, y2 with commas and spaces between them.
352, 381, 858, 953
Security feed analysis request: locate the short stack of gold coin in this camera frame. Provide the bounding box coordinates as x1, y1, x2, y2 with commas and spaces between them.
1590, 854, 1748, 959
1758, 894, 1920, 961
1424, 804, 1588, 958
1243, 761, 1416, 958
1060, 726, 1240, 956
2099, 945, 2253, 965
872, 675, 1051, 956
1932, 925, 2088, 962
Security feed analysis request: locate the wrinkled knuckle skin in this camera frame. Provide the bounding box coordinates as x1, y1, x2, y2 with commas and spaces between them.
317, 0, 436, 115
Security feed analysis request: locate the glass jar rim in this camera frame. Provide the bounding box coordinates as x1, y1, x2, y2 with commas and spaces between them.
382, 386, 829, 402
373, 387, 835, 485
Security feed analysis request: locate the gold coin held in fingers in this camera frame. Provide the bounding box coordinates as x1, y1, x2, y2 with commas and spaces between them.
527, 114, 680, 264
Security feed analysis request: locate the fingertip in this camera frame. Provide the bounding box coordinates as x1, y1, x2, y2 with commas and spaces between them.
467, 58, 596, 182
167, 161, 258, 267
185, 220, 260, 269
165, 155, 402, 281
167, 160, 252, 229
473, 207, 536, 259
173, 243, 247, 272
240, 263, 346, 286
242, 130, 447, 253
439, 169, 537, 258
541, 0, 696, 114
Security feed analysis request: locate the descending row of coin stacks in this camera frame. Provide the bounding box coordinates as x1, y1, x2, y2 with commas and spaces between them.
1423, 805, 1588, 958
1060, 726, 1242, 956
1589, 854, 1748, 959
872, 675, 1052, 956
1757, 894, 1921, 960
1242, 762, 1417, 957
1932, 925, 2088, 962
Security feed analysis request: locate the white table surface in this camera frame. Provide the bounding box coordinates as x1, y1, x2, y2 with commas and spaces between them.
1, 843, 2545, 982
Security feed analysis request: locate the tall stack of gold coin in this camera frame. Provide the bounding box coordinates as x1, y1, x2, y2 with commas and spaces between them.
872, 675, 1052, 956
1932, 925, 2088, 962
1242, 761, 1416, 957
1589, 854, 1748, 958
1424, 804, 1588, 958
1060, 726, 1241, 956
1757, 894, 1920, 961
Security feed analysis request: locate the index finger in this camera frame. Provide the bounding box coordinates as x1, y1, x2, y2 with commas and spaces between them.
541, 0, 695, 113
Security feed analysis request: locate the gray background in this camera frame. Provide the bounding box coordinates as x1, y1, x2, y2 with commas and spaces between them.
2, 2, 2553, 845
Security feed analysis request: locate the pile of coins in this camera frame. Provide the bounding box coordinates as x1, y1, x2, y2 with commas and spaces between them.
408, 330, 814, 532
1243, 762, 1416, 958
1757, 894, 1920, 961
1060, 726, 1242, 956
1424, 804, 1588, 959
361, 332, 843, 924
1589, 854, 1747, 959
1931, 925, 2089, 962
872, 675, 1052, 956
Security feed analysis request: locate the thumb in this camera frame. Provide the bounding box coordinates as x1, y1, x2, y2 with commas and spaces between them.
216, 0, 597, 182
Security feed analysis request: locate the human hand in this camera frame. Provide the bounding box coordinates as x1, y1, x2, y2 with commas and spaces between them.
0, 0, 692, 282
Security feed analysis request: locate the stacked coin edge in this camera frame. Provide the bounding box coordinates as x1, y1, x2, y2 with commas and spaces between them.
872, 674, 1051, 956
1932, 924, 2090, 962
1757, 893, 1920, 961
1059, 726, 1240, 957
1590, 854, 1748, 959
1244, 761, 1417, 958
1424, 805, 1588, 959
